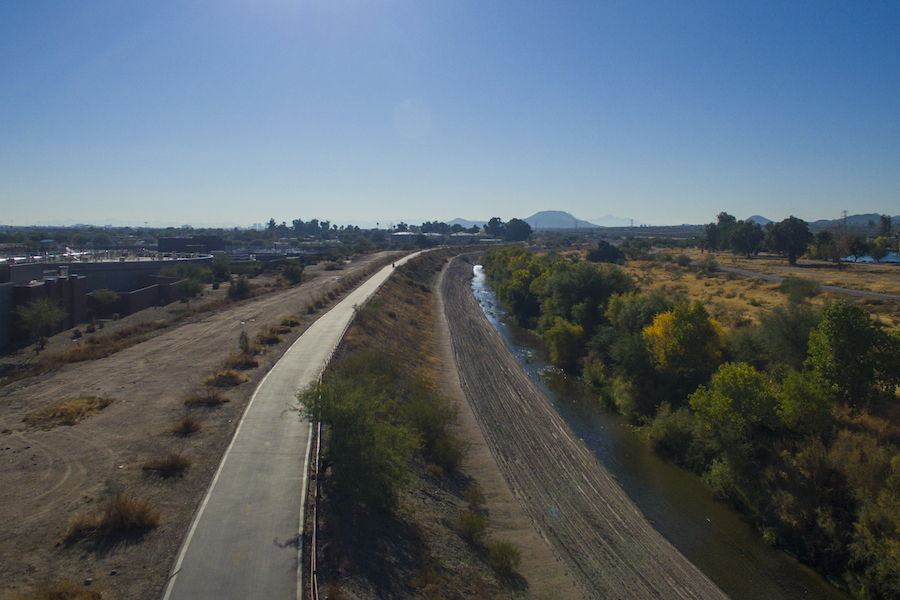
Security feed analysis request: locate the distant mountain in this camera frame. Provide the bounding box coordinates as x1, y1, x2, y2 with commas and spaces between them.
524, 211, 598, 230
589, 214, 642, 228
746, 215, 772, 226
448, 218, 486, 229
811, 213, 900, 228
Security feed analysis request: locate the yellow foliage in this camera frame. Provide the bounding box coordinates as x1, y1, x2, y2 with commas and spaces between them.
643, 301, 724, 373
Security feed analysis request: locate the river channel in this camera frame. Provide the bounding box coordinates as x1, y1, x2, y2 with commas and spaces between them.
470, 265, 850, 600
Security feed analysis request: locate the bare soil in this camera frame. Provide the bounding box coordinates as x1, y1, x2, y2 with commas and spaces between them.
433, 263, 581, 600
0, 252, 398, 600
440, 257, 728, 600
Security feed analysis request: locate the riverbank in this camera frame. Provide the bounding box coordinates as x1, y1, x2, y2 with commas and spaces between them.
441, 256, 727, 599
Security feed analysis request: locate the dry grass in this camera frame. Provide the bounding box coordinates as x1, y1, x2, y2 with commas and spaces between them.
184, 388, 230, 406
48, 321, 168, 364
203, 369, 248, 388
621, 254, 900, 331
65, 491, 160, 540
23, 396, 112, 430
280, 315, 301, 327
224, 352, 259, 371
255, 328, 283, 346
172, 415, 201, 435
171, 297, 232, 321
7, 579, 103, 600
141, 453, 192, 477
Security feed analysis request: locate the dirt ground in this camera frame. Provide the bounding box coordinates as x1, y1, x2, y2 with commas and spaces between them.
0, 252, 397, 600
433, 262, 582, 600
440, 257, 728, 600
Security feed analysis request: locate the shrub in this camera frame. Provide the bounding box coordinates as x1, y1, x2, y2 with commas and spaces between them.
172, 416, 201, 434
282, 261, 304, 284
465, 486, 486, 509
225, 352, 259, 370
281, 316, 301, 327
228, 275, 252, 300
238, 330, 253, 356
256, 328, 282, 346
184, 389, 229, 406
203, 370, 248, 387
779, 277, 820, 303
71, 328, 82, 339
23, 396, 112, 430
65, 490, 160, 540
298, 378, 418, 513
142, 453, 192, 477
456, 510, 489, 543
487, 540, 522, 576
643, 402, 697, 461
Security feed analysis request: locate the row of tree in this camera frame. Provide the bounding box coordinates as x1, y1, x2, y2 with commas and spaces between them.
482, 245, 900, 598
704, 213, 897, 265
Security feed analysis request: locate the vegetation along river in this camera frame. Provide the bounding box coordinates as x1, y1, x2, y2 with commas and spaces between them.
471, 264, 850, 600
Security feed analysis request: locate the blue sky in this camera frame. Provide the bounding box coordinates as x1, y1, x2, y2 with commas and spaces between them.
2, 1, 898, 227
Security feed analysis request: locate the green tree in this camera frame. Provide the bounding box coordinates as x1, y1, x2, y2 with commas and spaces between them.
729, 220, 765, 258
92, 232, 113, 247
766, 216, 814, 265
755, 302, 822, 371
586, 240, 625, 263
690, 362, 777, 443
776, 370, 835, 435
544, 317, 585, 371
228, 275, 252, 300
806, 300, 900, 408
298, 378, 418, 512
643, 301, 726, 405
175, 278, 204, 303
870, 236, 891, 262
91, 288, 120, 318
16, 297, 68, 348
485, 217, 506, 238
540, 261, 634, 340
211, 254, 231, 282
281, 261, 304, 285
504, 218, 533, 242
704, 212, 737, 251
879, 214, 892, 238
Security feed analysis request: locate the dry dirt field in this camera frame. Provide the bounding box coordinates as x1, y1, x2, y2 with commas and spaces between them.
0, 252, 398, 600
618, 250, 900, 331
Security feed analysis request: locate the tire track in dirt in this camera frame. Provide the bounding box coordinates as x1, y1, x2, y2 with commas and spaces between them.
0, 252, 396, 599
440, 257, 728, 600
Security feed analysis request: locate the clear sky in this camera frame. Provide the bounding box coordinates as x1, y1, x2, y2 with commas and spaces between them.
2, 1, 898, 228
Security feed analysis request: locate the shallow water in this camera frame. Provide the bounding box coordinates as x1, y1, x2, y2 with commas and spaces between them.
471, 264, 849, 600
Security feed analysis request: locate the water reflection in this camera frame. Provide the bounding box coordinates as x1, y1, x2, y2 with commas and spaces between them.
470, 264, 849, 600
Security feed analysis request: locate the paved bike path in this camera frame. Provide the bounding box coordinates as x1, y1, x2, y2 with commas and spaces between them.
162, 255, 417, 600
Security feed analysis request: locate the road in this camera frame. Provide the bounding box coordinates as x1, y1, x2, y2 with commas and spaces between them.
441, 257, 727, 600
162, 254, 417, 600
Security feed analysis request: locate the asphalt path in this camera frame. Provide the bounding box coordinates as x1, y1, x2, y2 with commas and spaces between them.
715, 265, 900, 301
162, 254, 418, 600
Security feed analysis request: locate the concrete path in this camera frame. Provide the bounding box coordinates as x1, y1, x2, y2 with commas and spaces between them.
162, 254, 418, 600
